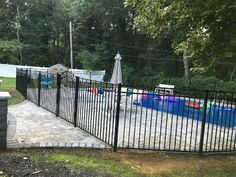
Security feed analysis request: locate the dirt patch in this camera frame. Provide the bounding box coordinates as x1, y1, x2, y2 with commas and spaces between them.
91, 149, 234, 174
1, 149, 235, 176
0, 151, 114, 177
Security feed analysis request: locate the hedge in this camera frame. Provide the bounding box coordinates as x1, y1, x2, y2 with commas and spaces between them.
126, 75, 236, 92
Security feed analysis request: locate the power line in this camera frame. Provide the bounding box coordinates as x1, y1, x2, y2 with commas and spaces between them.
19, 31, 236, 56
123, 54, 236, 65
18, 31, 236, 65
18, 31, 236, 59
18, 41, 236, 65
79, 33, 176, 54
123, 54, 181, 61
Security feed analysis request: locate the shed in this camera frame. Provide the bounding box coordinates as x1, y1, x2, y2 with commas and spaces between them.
49, 64, 68, 75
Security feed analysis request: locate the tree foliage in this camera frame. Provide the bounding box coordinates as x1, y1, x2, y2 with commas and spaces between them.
125, 0, 236, 72
0, 0, 235, 84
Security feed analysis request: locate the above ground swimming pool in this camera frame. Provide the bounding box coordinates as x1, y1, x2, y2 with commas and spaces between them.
133, 93, 236, 128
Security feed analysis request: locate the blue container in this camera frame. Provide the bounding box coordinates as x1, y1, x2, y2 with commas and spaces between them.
137, 97, 236, 128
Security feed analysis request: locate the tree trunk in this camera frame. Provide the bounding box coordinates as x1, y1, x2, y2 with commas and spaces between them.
230, 64, 236, 81
183, 52, 190, 78
16, 29, 23, 64
53, 38, 56, 65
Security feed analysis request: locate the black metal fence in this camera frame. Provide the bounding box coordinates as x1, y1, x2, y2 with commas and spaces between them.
76, 78, 118, 147
16, 68, 29, 98
17, 68, 118, 147
16, 68, 236, 153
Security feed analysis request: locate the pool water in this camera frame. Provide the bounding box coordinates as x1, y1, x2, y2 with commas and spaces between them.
134, 95, 236, 128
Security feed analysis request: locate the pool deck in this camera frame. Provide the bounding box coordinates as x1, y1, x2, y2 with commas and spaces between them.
24, 88, 236, 152
7, 101, 109, 149
117, 104, 236, 151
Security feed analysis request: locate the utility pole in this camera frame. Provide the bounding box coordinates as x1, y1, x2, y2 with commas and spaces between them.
16, 5, 23, 65
70, 21, 73, 69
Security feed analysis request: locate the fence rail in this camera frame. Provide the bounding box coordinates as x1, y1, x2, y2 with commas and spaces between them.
16, 68, 236, 153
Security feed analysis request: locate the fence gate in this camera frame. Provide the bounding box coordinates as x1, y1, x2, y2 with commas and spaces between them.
76, 78, 119, 147
27, 69, 39, 105
16, 68, 28, 98
40, 72, 57, 114
58, 71, 75, 124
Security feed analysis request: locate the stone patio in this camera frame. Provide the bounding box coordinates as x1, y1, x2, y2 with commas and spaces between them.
7, 101, 109, 149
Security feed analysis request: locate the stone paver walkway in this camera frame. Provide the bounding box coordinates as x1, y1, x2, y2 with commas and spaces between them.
7, 101, 109, 148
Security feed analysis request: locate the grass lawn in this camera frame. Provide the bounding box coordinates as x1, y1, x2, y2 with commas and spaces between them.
0, 149, 236, 177
0, 77, 24, 105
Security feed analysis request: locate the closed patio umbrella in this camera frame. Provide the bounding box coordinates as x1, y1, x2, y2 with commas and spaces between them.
110, 52, 122, 84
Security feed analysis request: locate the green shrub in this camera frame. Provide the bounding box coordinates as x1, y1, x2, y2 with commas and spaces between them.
189, 75, 223, 91
125, 74, 236, 92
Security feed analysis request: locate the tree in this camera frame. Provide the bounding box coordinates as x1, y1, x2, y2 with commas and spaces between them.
0, 40, 22, 64
0, 0, 183, 84
0, 0, 22, 64
125, 0, 236, 79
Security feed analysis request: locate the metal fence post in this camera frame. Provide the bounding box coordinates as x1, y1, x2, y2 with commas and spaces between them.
89, 71, 92, 86
113, 83, 122, 152
56, 73, 61, 117
73, 77, 79, 127
16, 68, 18, 91
199, 89, 209, 154
29, 68, 31, 82
38, 71, 41, 107
24, 69, 28, 98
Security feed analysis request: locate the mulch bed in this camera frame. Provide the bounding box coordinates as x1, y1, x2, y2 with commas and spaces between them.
0, 151, 113, 177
